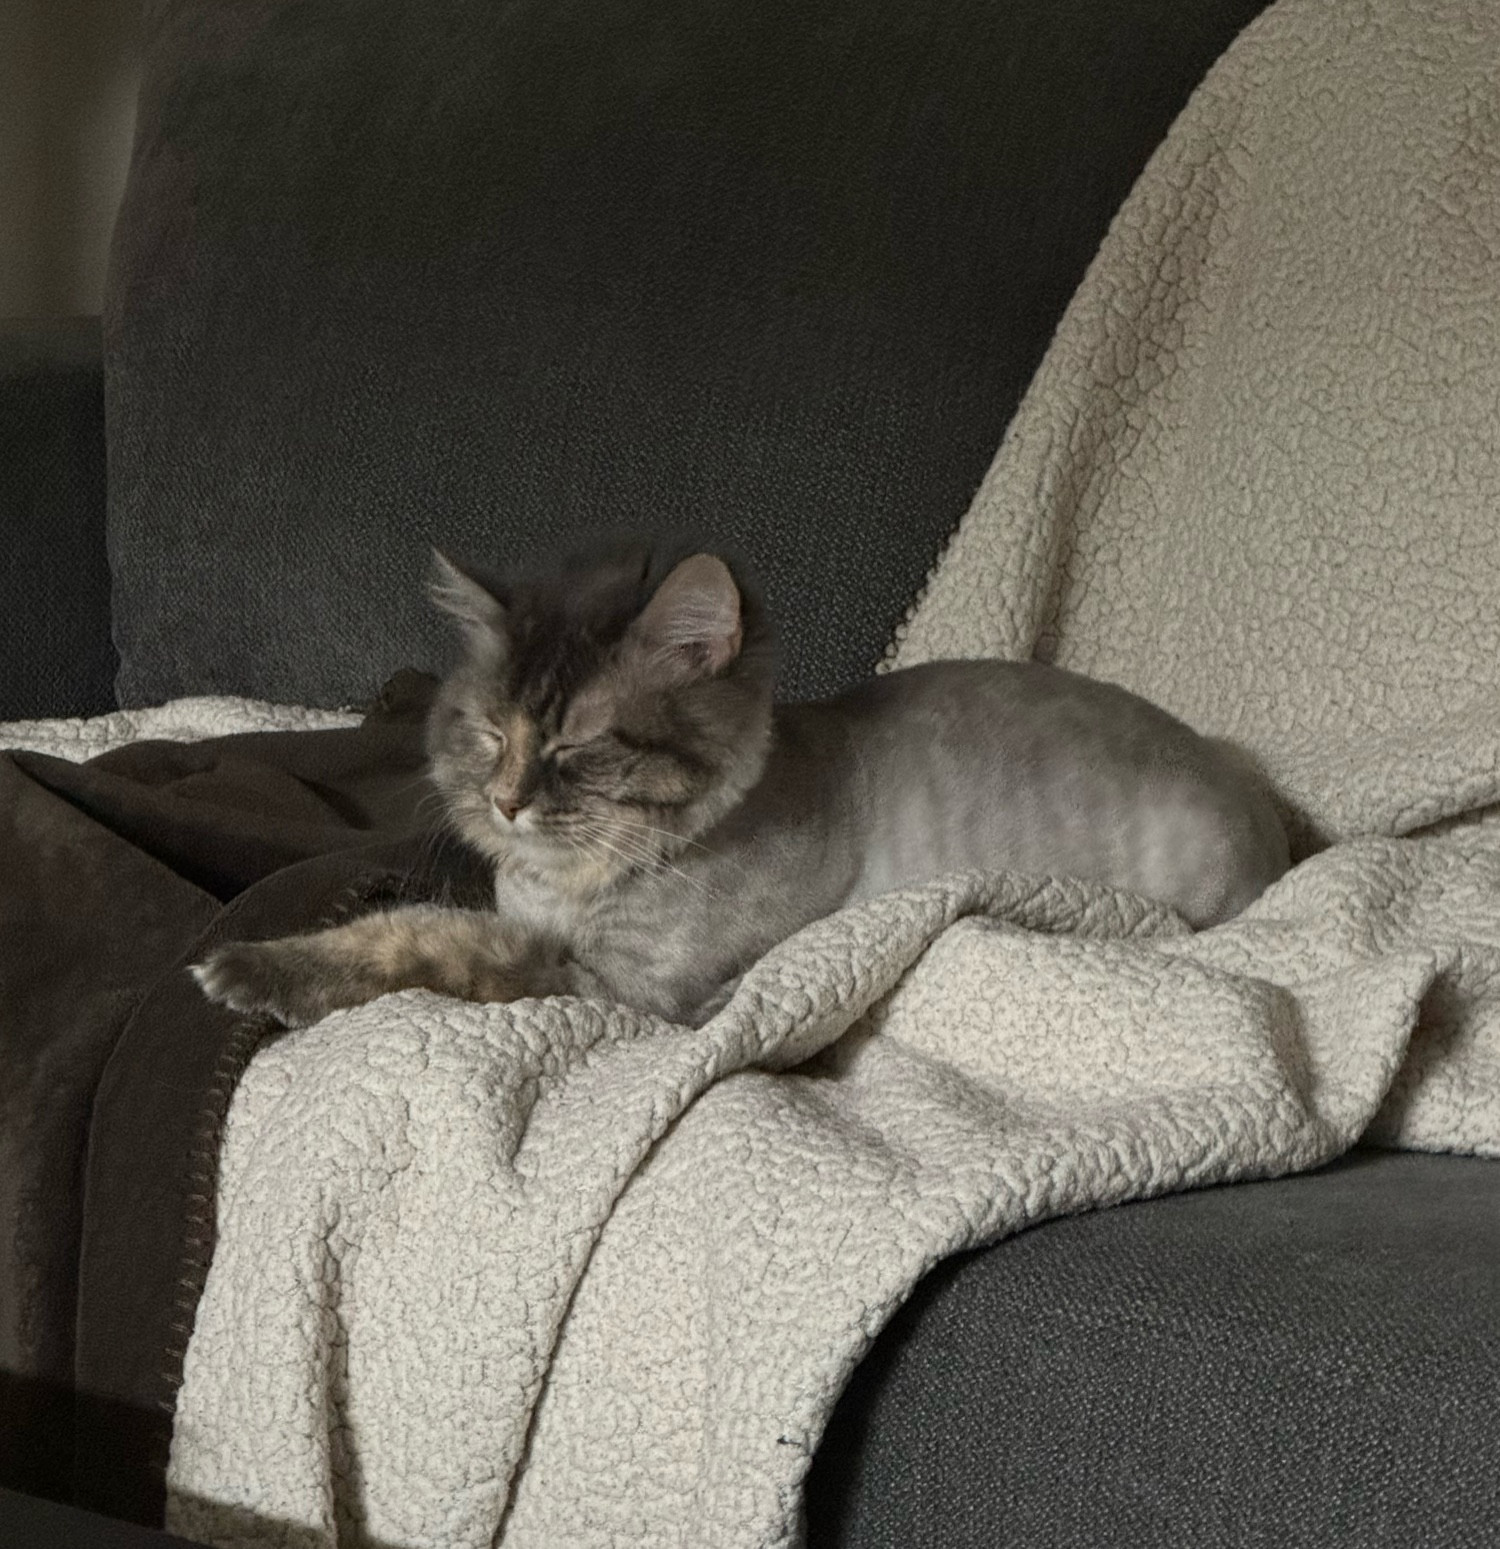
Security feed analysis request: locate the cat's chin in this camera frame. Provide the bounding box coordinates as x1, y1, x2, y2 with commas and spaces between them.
461, 817, 627, 890
464, 817, 553, 864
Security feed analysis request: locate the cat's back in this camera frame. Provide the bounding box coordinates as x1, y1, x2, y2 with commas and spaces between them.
822, 659, 1289, 927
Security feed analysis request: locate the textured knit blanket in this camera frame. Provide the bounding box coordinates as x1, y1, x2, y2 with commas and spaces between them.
146, 0, 1500, 1544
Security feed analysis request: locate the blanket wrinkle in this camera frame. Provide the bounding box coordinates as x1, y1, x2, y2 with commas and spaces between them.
151, 819, 1497, 1549
0, 698, 362, 763
0, 678, 487, 1522
4, 0, 1477, 1544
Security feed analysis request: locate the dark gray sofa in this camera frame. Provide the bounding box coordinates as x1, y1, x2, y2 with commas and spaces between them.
4, 0, 1497, 1543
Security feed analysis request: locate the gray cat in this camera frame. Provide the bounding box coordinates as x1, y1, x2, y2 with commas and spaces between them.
194, 543, 1289, 1028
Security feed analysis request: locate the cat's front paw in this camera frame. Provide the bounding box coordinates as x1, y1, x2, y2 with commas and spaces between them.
191, 940, 340, 1028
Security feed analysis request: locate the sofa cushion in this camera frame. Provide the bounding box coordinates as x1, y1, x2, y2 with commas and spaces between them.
807, 1150, 1500, 1547
107, 0, 1272, 708
1, 321, 116, 719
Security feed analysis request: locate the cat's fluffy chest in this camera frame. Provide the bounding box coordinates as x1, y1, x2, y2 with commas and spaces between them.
490, 727, 865, 1021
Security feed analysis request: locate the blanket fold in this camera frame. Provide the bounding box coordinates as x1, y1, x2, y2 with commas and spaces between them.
166, 826, 1500, 1549
0, 679, 487, 1521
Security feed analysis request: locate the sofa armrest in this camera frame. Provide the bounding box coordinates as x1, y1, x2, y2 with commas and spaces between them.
0, 318, 116, 720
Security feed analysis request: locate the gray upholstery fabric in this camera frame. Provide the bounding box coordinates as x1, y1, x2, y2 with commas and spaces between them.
806, 1150, 1500, 1548
107, 0, 1272, 708
0, 1487, 200, 1548
1, 320, 116, 719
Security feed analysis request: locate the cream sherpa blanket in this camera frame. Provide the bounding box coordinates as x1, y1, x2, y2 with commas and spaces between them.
79, 0, 1497, 1543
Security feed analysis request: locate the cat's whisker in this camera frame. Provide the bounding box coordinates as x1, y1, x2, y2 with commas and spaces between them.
569, 820, 665, 872
573, 825, 653, 875
565, 829, 637, 891
607, 816, 715, 855
606, 815, 749, 876
577, 822, 713, 895
394, 814, 459, 908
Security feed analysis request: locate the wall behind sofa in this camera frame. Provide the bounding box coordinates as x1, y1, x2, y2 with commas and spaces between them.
0, 0, 141, 317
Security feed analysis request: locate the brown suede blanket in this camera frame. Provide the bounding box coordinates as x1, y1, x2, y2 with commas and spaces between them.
0, 673, 479, 1524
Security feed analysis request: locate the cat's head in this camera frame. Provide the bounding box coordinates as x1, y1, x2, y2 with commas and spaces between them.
425, 541, 776, 884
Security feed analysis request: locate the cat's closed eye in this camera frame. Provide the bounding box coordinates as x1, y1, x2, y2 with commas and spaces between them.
441, 709, 512, 763
453, 710, 508, 750
552, 740, 635, 785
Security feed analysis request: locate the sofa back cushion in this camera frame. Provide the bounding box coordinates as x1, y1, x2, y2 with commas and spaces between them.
2, 321, 116, 718
106, 0, 1271, 708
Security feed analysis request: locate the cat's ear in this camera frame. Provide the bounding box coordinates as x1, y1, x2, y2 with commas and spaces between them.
428, 550, 508, 655
630, 554, 743, 679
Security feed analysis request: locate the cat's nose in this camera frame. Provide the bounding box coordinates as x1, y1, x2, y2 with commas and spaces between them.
492, 795, 526, 823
